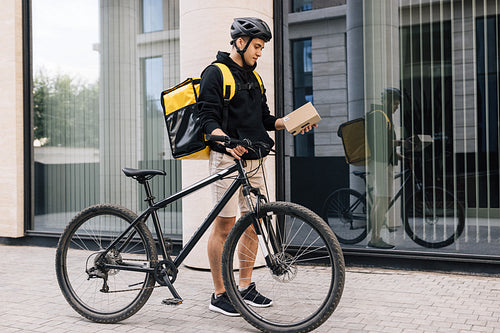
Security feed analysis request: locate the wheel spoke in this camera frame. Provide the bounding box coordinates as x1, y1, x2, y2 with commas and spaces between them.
222, 202, 345, 332
322, 189, 368, 244
55, 204, 157, 323
404, 187, 465, 248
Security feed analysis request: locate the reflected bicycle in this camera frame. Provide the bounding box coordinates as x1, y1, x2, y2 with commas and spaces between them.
322, 155, 465, 248
55, 135, 345, 333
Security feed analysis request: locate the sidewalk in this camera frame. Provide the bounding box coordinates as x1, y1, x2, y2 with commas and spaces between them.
0, 244, 499, 332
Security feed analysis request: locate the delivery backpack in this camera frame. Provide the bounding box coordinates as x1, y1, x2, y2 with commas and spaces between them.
337, 109, 390, 166
160, 63, 264, 160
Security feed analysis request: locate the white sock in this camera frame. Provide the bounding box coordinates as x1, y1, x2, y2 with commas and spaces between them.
238, 285, 249, 292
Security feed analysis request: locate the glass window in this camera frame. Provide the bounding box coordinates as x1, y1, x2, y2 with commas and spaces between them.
292, 0, 313, 13
32, 0, 100, 232
143, 57, 163, 161
292, 39, 315, 157
400, 21, 453, 190
32, 0, 181, 237
282, 1, 500, 259
475, 15, 500, 211
142, 0, 163, 33
476, 15, 500, 154
144, 57, 163, 115
291, 0, 345, 13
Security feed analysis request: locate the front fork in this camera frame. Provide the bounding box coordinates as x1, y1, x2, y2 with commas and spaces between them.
241, 183, 283, 274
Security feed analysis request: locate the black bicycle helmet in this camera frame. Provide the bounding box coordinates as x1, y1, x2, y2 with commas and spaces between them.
230, 17, 272, 42
381, 87, 401, 102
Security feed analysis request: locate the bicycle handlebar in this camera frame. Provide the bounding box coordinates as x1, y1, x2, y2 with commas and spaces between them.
206, 134, 270, 151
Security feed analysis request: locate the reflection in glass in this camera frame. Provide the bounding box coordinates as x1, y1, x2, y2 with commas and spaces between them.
142, 0, 163, 33
292, 39, 314, 157
32, 1, 181, 237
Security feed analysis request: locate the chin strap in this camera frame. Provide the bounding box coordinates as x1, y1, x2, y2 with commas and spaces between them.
233, 37, 254, 68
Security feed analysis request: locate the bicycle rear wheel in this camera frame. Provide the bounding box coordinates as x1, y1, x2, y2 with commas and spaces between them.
403, 187, 465, 248
222, 202, 345, 333
55, 204, 158, 323
322, 188, 368, 244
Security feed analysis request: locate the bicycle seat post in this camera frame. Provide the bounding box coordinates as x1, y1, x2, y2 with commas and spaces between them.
140, 178, 156, 207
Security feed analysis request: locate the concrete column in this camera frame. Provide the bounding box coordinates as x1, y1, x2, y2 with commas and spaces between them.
346, 0, 366, 193
180, 0, 274, 269
363, 0, 399, 104
347, 0, 365, 120
363, 0, 400, 229
99, 0, 138, 208
0, 0, 24, 237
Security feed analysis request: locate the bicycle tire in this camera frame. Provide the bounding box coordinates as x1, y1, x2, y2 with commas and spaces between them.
55, 204, 158, 323
322, 188, 368, 244
222, 202, 345, 333
403, 187, 465, 248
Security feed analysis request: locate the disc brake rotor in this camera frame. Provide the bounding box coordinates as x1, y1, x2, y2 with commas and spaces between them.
271, 252, 298, 282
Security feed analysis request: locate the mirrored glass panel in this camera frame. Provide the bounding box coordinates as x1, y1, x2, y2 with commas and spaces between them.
32, 0, 182, 237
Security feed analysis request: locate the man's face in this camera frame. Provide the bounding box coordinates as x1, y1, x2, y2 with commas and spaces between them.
392, 100, 400, 113
238, 37, 265, 66
384, 95, 400, 114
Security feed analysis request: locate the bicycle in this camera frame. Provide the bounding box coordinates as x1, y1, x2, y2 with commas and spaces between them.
321, 154, 465, 248
55, 135, 345, 333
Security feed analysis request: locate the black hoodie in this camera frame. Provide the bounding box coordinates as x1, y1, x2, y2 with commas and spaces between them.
198, 51, 277, 159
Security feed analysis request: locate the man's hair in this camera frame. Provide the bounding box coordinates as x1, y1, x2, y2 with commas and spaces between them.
231, 36, 250, 47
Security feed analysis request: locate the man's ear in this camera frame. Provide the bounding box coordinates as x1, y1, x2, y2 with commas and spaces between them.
236, 37, 245, 49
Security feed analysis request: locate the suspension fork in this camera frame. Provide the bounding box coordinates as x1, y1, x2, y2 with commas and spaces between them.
238, 160, 280, 270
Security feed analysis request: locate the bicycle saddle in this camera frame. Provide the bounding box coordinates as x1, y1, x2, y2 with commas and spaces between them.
352, 170, 366, 178
122, 168, 166, 179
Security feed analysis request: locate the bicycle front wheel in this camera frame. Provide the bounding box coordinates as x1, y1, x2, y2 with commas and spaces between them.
403, 187, 465, 248
55, 204, 158, 323
322, 188, 368, 244
222, 202, 345, 333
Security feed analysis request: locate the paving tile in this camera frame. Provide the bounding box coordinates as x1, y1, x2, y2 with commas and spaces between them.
1, 244, 499, 333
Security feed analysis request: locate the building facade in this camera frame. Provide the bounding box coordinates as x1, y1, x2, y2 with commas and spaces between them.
1, 0, 499, 266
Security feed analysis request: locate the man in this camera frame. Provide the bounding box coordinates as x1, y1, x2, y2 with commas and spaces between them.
366, 87, 401, 249
198, 17, 315, 316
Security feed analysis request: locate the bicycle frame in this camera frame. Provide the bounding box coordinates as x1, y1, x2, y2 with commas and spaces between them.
99, 159, 256, 276
364, 168, 414, 217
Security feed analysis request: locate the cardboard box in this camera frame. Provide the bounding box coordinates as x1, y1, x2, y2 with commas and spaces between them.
283, 102, 322, 135
406, 134, 433, 151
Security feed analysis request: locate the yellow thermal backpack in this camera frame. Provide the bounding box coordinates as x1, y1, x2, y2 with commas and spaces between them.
337, 109, 390, 166
160, 63, 264, 160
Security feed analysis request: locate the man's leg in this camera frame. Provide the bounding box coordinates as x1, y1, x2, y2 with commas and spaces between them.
370, 196, 386, 240
207, 215, 236, 295
237, 223, 258, 288
236, 158, 265, 287
369, 195, 393, 248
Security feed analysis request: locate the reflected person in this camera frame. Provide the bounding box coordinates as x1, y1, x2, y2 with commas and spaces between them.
365, 88, 401, 249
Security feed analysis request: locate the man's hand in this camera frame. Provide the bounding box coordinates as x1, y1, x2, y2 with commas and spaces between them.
299, 124, 318, 134
227, 145, 248, 160
275, 118, 318, 134
210, 128, 247, 160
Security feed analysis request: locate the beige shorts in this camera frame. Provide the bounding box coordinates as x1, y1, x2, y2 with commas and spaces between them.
367, 161, 393, 198
209, 150, 267, 218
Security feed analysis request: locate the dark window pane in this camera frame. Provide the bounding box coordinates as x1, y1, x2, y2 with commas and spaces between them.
292, 39, 314, 157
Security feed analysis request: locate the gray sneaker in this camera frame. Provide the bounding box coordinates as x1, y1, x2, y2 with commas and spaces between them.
367, 238, 395, 249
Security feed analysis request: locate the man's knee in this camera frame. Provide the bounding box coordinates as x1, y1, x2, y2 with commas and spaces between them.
213, 216, 236, 238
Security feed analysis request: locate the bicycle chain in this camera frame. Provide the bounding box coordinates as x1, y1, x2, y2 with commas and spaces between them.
99, 258, 166, 294
103, 284, 164, 293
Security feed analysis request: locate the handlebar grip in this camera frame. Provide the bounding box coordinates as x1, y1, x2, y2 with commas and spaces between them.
206, 134, 229, 143
206, 135, 257, 149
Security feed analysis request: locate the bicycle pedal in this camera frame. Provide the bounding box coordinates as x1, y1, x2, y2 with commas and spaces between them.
162, 298, 183, 305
